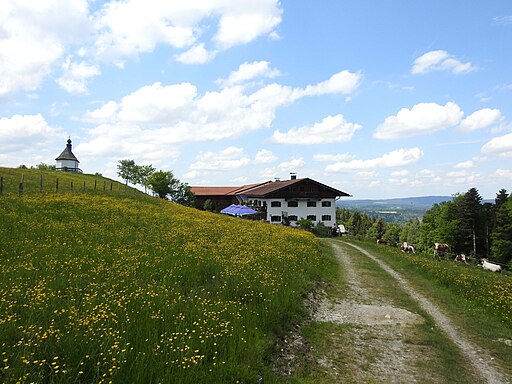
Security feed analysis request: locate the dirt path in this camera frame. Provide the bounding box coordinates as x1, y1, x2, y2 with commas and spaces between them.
308, 240, 509, 383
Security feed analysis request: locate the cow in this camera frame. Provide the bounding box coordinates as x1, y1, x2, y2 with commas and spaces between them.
480, 259, 502, 273
400, 242, 415, 254
377, 238, 388, 245
433, 243, 450, 257
454, 254, 468, 264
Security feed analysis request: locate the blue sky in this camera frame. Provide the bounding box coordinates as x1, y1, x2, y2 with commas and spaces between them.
1, 0, 512, 199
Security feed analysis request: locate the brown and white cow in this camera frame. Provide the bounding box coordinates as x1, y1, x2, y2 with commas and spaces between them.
454, 254, 468, 264
434, 243, 450, 257
377, 238, 388, 245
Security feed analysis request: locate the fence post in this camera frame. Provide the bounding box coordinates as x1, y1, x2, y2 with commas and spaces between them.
0, 176, 3, 195
94, 180, 97, 190
71, 181, 73, 191
83, 181, 86, 191
110, 182, 113, 191
19, 182, 23, 196
56, 178, 59, 192
103, 181, 106, 191
40, 175, 43, 194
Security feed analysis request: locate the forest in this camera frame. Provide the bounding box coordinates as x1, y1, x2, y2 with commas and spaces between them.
337, 187, 512, 267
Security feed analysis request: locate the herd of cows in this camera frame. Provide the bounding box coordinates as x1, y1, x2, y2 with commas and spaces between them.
375, 239, 504, 273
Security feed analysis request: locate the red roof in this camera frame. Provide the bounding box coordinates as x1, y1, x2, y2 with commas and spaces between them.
191, 178, 349, 198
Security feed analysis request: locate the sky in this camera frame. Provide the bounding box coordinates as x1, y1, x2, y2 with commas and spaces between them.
1, 0, 512, 199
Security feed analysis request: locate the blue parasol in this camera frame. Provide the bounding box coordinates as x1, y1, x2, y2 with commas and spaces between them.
220, 204, 257, 216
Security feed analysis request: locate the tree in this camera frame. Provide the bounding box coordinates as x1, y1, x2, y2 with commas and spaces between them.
146, 170, 195, 206
146, 170, 178, 199
203, 199, 214, 211
135, 164, 155, 193
34, 163, 56, 171
456, 188, 484, 256
117, 159, 137, 185
491, 196, 512, 265
297, 217, 313, 230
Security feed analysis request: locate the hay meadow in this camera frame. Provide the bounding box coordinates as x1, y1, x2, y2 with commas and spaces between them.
0, 169, 330, 383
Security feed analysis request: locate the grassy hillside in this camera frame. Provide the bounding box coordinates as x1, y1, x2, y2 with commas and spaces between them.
0, 167, 128, 195
0, 168, 334, 383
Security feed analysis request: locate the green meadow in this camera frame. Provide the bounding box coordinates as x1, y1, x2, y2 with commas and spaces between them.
0, 168, 333, 383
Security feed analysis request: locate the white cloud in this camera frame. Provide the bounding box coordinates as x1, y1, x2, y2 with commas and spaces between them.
219, 61, 281, 87
391, 170, 409, 177
459, 108, 502, 132
411, 50, 476, 74
0, 0, 91, 96
325, 148, 423, 172
304, 70, 362, 95
454, 160, 475, 169
271, 114, 361, 144
374, 102, 463, 140
254, 149, 277, 164
93, 1, 282, 63
189, 147, 250, 171
213, 2, 283, 50
0, 114, 64, 167
57, 58, 100, 93
175, 44, 217, 64
496, 169, 512, 179
417, 169, 437, 178
278, 157, 305, 172
481, 132, 512, 154
493, 16, 512, 26
355, 171, 377, 179
313, 153, 355, 162
80, 70, 361, 158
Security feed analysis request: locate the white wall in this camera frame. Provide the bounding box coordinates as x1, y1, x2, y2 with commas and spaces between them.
265, 198, 336, 227
56, 159, 79, 170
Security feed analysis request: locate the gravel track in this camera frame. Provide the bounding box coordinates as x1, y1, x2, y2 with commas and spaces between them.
341, 241, 509, 384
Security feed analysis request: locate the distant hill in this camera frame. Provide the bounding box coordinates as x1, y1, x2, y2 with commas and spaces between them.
338, 196, 453, 210
336, 196, 454, 224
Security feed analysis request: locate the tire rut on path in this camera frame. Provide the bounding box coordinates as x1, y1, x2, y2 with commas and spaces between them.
342, 241, 509, 384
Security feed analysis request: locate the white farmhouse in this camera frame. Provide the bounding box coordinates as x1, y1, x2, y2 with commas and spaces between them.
191, 175, 350, 227
55, 138, 82, 173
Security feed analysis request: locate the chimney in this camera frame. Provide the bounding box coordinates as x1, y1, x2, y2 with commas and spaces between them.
290, 172, 297, 180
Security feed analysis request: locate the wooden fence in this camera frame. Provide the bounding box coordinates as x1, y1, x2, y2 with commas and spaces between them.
0, 174, 133, 196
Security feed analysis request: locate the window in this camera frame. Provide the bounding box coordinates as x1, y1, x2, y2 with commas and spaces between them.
271, 215, 282, 222
288, 215, 298, 221
307, 215, 317, 221
322, 201, 332, 207
307, 201, 317, 207
287, 201, 298, 207
322, 215, 332, 221
271, 201, 281, 207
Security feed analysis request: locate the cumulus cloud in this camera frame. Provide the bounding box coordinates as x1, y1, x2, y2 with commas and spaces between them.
411, 50, 476, 74
481, 132, 512, 155
175, 44, 217, 64
496, 169, 512, 179
459, 108, 502, 132
219, 61, 281, 87
313, 153, 355, 162
271, 114, 361, 144
0, 114, 64, 163
391, 170, 409, 177
254, 149, 277, 164
454, 160, 475, 169
57, 57, 100, 93
278, 157, 306, 171
93, 0, 282, 63
80, 69, 361, 157
325, 148, 423, 172
304, 70, 362, 95
0, 0, 91, 96
374, 102, 463, 140
189, 147, 250, 171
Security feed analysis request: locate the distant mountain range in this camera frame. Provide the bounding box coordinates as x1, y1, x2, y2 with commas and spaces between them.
337, 196, 453, 210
